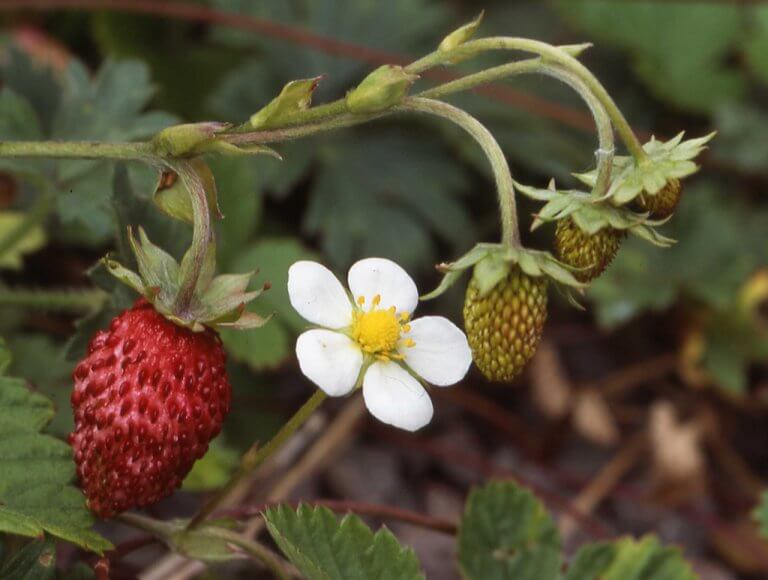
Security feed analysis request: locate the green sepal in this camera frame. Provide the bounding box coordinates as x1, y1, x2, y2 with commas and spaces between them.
154, 158, 222, 224
346, 65, 419, 114
195, 140, 282, 159
516, 179, 674, 247
424, 242, 585, 301
438, 11, 484, 54
152, 122, 231, 157
104, 228, 265, 332
574, 132, 715, 205
250, 77, 322, 129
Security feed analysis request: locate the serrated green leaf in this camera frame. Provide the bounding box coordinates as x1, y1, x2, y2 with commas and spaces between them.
0, 375, 112, 553
565, 536, 697, 580
264, 504, 425, 580
458, 481, 562, 580
0, 537, 56, 580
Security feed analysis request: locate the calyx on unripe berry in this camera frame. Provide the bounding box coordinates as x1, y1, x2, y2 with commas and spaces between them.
514, 179, 673, 282
574, 132, 714, 213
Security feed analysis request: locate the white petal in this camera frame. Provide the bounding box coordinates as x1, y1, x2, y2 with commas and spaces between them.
288, 261, 353, 329
401, 316, 472, 386
362, 361, 433, 431
347, 258, 418, 315
296, 330, 363, 396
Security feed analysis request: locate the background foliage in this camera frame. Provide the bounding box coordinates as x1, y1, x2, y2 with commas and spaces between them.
1, 0, 767, 577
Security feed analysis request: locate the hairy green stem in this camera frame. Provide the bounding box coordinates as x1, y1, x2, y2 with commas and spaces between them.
0, 140, 155, 161
417, 59, 615, 197
406, 37, 646, 161
396, 97, 521, 249
187, 389, 328, 530
169, 160, 213, 316
0, 287, 108, 312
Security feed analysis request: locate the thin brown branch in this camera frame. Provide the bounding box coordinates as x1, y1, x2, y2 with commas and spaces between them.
222, 499, 458, 536
590, 353, 678, 398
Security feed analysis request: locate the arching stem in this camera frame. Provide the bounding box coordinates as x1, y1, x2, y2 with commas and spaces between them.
406, 37, 647, 162
396, 97, 521, 249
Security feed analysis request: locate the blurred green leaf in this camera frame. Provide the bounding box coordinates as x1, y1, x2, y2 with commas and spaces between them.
744, 7, 768, 85
0, 49, 178, 247
711, 104, 768, 173
183, 438, 239, 492
220, 237, 317, 370
210, 0, 450, 97
565, 537, 696, 580
0, 337, 10, 375
305, 129, 473, 271
0, 212, 46, 270
458, 481, 561, 580
589, 187, 768, 328
754, 490, 768, 540
0, 537, 56, 580
265, 503, 424, 580
555, 0, 744, 112
0, 373, 112, 553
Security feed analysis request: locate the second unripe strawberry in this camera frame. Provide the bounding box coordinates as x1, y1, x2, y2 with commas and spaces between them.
554, 217, 625, 283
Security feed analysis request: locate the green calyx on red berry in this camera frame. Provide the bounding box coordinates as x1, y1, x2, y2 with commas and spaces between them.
574, 131, 715, 207
104, 227, 268, 332
422, 242, 585, 303
515, 179, 674, 247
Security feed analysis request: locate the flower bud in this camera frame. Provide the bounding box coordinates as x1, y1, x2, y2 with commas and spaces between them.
152, 122, 229, 157
438, 11, 484, 54
345, 65, 418, 114
250, 77, 322, 129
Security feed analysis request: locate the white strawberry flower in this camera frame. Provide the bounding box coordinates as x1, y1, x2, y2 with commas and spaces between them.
288, 258, 472, 431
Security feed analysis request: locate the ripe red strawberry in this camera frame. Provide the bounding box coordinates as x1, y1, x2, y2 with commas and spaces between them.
69, 299, 230, 518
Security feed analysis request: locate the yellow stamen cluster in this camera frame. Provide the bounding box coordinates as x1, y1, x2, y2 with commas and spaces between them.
351, 294, 415, 360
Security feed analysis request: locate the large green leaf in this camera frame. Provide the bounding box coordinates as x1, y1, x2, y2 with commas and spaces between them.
0, 374, 112, 553
744, 7, 768, 85
0, 48, 178, 247
458, 481, 562, 580
565, 537, 697, 580
264, 504, 424, 580
304, 129, 474, 271
555, 0, 745, 113
0, 212, 46, 270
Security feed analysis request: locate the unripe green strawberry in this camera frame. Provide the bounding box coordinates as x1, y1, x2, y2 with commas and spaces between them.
463, 268, 548, 382
554, 217, 625, 283
638, 178, 681, 218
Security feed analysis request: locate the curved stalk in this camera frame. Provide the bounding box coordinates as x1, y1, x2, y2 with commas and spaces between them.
169, 160, 213, 316
396, 97, 520, 249
405, 37, 646, 162
187, 389, 328, 530
417, 59, 615, 198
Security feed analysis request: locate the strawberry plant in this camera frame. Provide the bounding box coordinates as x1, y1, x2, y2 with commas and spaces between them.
0, 2, 761, 578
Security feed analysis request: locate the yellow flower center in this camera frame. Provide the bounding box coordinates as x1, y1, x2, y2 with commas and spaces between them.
351, 294, 415, 359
